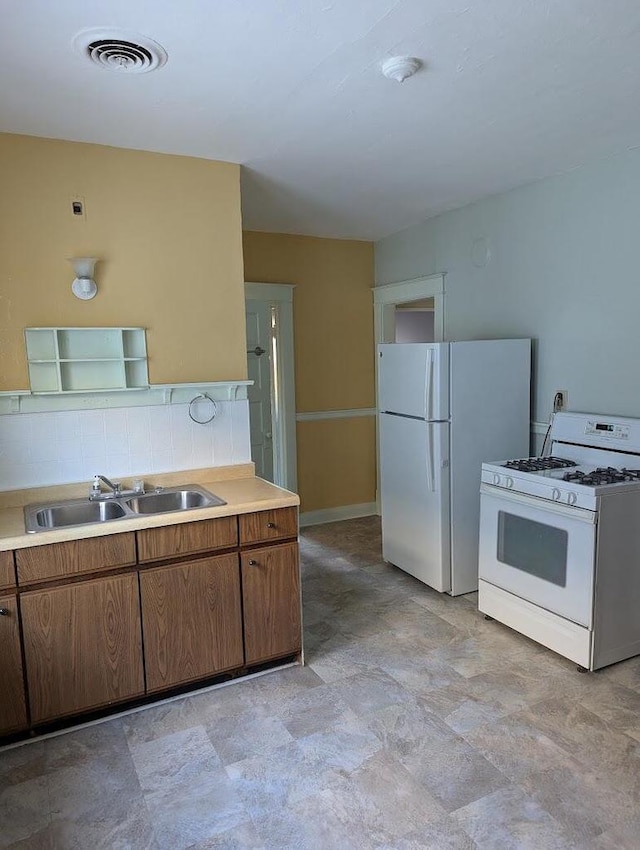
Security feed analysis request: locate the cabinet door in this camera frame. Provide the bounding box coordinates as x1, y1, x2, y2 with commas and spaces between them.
241, 543, 301, 665
239, 507, 298, 546
0, 594, 28, 735
21, 574, 144, 724
140, 554, 243, 692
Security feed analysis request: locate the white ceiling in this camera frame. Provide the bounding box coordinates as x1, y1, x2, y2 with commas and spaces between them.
3, 1, 640, 240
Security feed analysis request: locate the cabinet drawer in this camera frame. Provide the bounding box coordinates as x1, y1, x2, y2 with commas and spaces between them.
137, 517, 237, 563
239, 507, 298, 546
16, 533, 136, 585
0, 551, 16, 590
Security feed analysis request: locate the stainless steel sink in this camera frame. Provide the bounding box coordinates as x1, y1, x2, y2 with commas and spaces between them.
24, 485, 226, 533
25, 498, 129, 532
125, 486, 225, 515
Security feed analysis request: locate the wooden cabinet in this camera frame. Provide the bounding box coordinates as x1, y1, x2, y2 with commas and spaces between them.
239, 507, 298, 546
241, 542, 301, 665
0, 551, 16, 590
0, 594, 28, 735
16, 533, 136, 584
240, 521, 301, 666
3, 500, 300, 737
137, 517, 237, 563
140, 554, 244, 692
21, 573, 144, 724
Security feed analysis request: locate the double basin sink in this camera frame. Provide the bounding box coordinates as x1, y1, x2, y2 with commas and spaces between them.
24, 485, 226, 534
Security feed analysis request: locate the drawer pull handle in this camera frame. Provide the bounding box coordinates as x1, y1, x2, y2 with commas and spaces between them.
267, 522, 276, 529
249, 559, 258, 566
0, 608, 9, 616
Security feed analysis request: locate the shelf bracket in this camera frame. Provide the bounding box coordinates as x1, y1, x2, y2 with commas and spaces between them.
163, 388, 173, 405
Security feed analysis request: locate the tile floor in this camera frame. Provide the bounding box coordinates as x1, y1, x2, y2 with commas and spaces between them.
3, 516, 640, 849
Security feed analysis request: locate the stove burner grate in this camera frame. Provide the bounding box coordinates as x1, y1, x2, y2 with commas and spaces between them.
503, 456, 577, 473
563, 467, 640, 485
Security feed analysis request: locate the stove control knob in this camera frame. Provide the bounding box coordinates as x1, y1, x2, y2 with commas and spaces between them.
567, 491, 577, 506
492, 473, 501, 486
552, 488, 561, 501
505, 476, 514, 489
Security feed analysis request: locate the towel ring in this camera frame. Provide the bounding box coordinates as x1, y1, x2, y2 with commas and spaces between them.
188, 393, 218, 425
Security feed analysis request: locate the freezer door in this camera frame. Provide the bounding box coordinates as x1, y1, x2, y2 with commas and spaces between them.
379, 413, 451, 591
377, 343, 449, 420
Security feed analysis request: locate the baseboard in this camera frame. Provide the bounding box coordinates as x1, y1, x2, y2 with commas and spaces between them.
299, 502, 378, 528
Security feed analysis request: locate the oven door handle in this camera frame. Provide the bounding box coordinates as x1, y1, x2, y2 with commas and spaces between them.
480, 483, 597, 524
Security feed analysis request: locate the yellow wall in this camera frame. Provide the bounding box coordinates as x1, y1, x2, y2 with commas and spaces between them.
242, 232, 375, 411
296, 417, 377, 511
0, 134, 247, 390
242, 231, 376, 512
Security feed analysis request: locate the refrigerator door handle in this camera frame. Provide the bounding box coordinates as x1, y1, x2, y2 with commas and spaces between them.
426, 423, 435, 492
425, 347, 434, 421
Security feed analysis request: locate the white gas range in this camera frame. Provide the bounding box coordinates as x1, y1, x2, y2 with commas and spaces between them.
478, 411, 640, 671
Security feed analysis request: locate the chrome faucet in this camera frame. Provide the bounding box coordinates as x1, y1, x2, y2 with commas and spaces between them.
90, 474, 122, 500
89, 475, 145, 501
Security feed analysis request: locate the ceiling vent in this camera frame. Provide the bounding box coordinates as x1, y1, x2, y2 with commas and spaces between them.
73, 29, 167, 74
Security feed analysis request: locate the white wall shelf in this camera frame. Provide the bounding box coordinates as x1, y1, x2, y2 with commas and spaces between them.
1, 327, 252, 414
0, 381, 253, 415
25, 327, 148, 394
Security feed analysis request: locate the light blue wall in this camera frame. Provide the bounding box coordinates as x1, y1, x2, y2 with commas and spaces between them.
375, 147, 640, 423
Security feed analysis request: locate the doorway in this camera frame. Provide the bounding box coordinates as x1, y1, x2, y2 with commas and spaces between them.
244, 283, 297, 493
373, 274, 444, 345
245, 298, 274, 482
394, 297, 435, 342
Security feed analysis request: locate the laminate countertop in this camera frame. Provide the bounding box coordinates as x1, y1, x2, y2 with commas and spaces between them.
0, 464, 299, 551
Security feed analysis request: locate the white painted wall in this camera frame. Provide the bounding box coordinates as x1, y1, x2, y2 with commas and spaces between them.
375, 147, 640, 423
0, 401, 251, 492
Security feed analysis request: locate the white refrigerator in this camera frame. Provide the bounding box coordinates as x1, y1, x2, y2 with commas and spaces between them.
378, 339, 531, 595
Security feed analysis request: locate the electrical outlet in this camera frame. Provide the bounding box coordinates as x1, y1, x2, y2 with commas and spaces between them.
553, 391, 567, 412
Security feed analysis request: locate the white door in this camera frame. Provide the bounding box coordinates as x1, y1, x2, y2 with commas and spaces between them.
377, 343, 449, 420
478, 485, 596, 626
379, 413, 451, 592
245, 299, 274, 482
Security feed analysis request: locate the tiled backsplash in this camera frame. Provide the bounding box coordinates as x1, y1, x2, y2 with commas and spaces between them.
0, 401, 251, 492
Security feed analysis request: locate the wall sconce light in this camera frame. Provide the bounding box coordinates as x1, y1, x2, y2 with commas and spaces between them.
68, 257, 99, 300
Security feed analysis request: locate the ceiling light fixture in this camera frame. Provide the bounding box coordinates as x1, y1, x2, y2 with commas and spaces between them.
381, 56, 422, 83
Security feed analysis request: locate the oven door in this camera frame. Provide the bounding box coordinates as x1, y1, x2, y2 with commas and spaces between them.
479, 484, 596, 627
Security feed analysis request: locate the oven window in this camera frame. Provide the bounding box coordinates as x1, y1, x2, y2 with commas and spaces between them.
497, 511, 568, 586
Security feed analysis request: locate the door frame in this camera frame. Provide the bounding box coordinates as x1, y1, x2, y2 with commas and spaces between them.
373, 274, 445, 344
372, 274, 446, 512
245, 282, 297, 493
